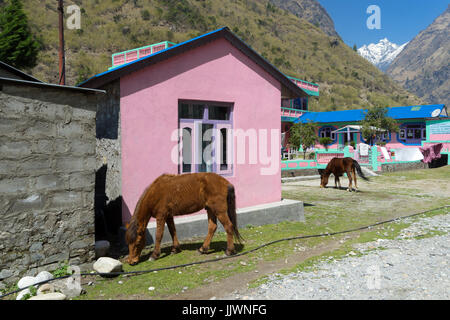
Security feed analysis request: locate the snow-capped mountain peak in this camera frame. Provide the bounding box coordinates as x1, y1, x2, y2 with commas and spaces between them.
358, 38, 408, 71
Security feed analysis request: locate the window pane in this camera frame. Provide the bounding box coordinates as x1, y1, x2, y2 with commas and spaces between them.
414, 129, 421, 139
182, 128, 192, 173
208, 106, 230, 120
198, 123, 214, 172
220, 128, 228, 170
407, 129, 413, 138
180, 104, 204, 119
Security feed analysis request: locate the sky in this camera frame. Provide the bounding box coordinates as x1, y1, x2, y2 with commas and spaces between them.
316, 0, 449, 47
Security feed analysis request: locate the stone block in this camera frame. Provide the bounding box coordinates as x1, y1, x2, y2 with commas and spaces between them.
0, 140, 32, 159
35, 174, 65, 191
0, 177, 28, 194
55, 157, 85, 173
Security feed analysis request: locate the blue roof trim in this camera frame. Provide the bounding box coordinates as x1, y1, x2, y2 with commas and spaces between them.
78, 27, 228, 87
294, 105, 447, 124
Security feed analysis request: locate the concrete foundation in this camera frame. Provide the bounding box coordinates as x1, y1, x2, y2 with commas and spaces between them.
119, 199, 304, 247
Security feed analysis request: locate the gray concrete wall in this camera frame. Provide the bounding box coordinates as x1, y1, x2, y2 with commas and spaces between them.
0, 82, 102, 286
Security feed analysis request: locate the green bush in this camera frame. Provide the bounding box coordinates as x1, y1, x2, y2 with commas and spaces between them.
319, 137, 333, 150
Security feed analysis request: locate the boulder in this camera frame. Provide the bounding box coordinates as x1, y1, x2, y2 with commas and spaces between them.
28, 292, 67, 300
35, 271, 54, 284
93, 257, 123, 274
16, 288, 30, 300
52, 277, 83, 299
37, 283, 54, 295
17, 276, 37, 290
18, 271, 54, 290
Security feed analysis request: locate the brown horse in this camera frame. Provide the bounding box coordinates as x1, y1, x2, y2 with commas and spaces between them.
318, 157, 369, 192
125, 172, 243, 265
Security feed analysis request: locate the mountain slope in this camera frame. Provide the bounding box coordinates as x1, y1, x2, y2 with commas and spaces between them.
268, 0, 339, 38
358, 39, 407, 72
387, 5, 449, 106
21, 0, 422, 111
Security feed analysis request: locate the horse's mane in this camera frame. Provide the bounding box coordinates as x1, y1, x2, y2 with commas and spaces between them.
125, 174, 176, 245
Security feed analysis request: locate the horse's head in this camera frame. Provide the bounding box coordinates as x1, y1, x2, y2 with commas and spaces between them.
125, 219, 145, 265
318, 169, 329, 188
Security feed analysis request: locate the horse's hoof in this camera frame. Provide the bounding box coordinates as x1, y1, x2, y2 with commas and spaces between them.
198, 247, 208, 254
149, 254, 159, 261
171, 247, 182, 254
225, 249, 236, 256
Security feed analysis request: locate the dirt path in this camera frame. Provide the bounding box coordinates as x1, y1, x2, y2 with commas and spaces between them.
162, 237, 346, 300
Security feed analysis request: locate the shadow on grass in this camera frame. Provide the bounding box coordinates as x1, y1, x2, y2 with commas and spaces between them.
136, 241, 245, 264
324, 186, 364, 193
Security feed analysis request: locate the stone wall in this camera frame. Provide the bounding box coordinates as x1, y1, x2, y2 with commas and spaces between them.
381, 161, 428, 173
0, 81, 103, 286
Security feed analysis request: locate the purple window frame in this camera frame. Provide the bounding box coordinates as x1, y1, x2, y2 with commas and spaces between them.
398, 123, 426, 146
178, 101, 234, 176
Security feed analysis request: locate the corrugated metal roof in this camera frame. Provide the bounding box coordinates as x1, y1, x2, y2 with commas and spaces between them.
294, 105, 447, 123
0, 61, 42, 83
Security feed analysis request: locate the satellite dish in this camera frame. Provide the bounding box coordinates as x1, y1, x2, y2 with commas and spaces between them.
431, 109, 441, 117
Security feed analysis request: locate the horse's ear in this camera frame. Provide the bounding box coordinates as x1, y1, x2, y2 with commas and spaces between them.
318, 169, 324, 176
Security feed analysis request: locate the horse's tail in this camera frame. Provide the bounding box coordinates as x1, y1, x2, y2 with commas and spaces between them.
352, 159, 369, 181
227, 184, 243, 244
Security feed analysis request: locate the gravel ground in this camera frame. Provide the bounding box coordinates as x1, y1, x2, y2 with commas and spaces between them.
221, 213, 450, 300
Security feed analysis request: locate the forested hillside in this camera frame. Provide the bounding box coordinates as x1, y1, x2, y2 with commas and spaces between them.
18, 0, 422, 111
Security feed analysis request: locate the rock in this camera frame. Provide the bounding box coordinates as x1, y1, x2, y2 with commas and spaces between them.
17, 276, 38, 289
16, 288, 30, 300
93, 257, 123, 274
37, 283, 54, 295
35, 271, 54, 284
28, 292, 67, 300
53, 277, 83, 299
95, 240, 110, 258
17, 271, 54, 291
0, 269, 13, 280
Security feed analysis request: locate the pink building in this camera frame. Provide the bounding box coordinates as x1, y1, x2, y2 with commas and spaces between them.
80, 27, 309, 224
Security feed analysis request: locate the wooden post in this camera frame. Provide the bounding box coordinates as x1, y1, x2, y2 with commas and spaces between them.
58, 0, 65, 85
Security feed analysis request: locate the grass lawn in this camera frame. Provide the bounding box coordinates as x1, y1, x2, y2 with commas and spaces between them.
44, 166, 450, 299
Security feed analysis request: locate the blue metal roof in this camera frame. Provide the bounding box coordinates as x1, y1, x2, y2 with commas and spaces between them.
294, 105, 447, 124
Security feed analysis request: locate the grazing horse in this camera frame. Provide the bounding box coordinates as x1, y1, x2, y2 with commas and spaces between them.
125, 172, 243, 265
318, 157, 369, 192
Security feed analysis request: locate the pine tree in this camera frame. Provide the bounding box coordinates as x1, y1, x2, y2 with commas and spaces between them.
0, 0, 39, 69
